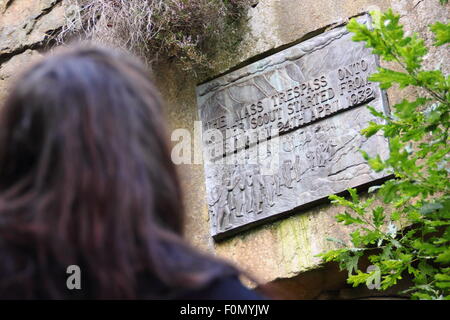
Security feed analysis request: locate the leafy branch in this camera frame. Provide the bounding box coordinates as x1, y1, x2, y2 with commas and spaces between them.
318, 9, 450, 300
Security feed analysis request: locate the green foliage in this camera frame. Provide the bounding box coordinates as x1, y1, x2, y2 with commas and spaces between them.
430, 22, 450, 46
318, 10, 450, 300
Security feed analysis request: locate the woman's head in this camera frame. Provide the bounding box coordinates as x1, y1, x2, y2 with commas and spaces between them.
0, 46, 235, 299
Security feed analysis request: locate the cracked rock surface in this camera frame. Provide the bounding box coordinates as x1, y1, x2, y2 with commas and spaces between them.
0, 0, 68, 100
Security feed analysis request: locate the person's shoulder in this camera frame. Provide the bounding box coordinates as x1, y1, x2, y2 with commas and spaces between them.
177, 275, 266, 300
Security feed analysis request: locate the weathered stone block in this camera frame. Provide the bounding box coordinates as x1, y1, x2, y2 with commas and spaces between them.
0, 0, 65, 56
0, 49, 41, 101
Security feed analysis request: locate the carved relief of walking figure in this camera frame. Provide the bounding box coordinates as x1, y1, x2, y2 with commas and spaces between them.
293, 155, 302, 182
252, 168, 265, 214
274, 173, 282, 196
245, 171, 254, 214
228, 168, 241, 211
217, 175, 233, 230
306, 150, 318, 171
235, 167, 246, 217
317, 143, 328, 168
281, 159, 294, 189
262, 174, 276, 207
207, 185, 220, 229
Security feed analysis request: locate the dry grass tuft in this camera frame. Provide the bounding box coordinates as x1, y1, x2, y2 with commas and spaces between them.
60, 0, 252, 74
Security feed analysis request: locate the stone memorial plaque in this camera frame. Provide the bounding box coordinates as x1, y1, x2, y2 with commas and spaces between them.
196, 15, 390, 240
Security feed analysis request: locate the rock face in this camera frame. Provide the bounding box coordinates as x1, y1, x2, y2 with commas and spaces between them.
0, 0, 65, 56
0, 0, 67, 100
0, 0, 448, 297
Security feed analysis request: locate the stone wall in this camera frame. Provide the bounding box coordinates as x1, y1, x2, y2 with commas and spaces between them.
0, 0, 72, 100
0, 0, 448, 298
156, 0, 449, 290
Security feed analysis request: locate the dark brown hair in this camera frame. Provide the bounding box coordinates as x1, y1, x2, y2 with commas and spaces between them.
0, 45, 237, 299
